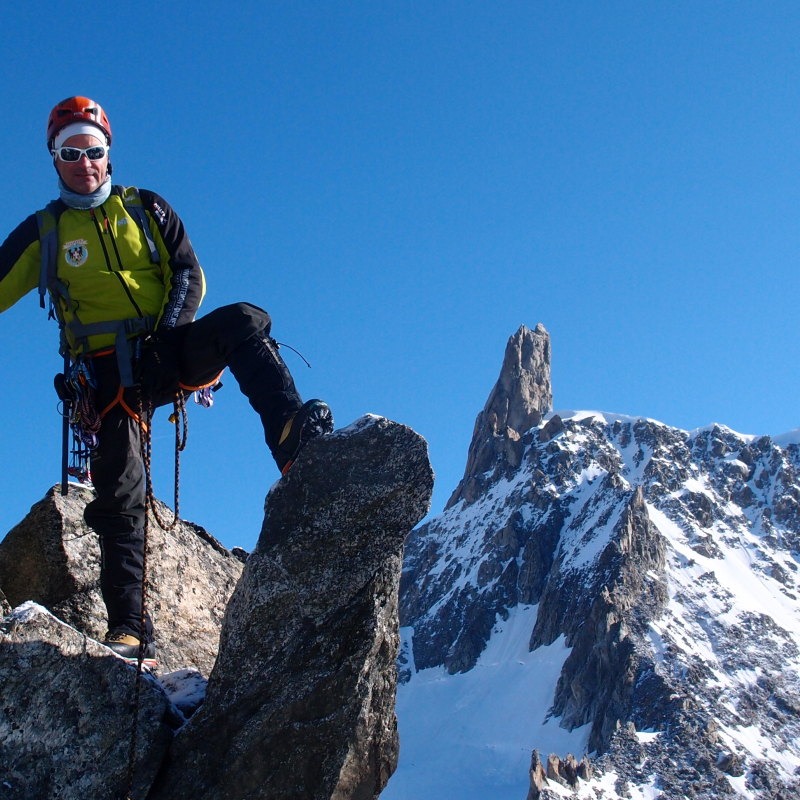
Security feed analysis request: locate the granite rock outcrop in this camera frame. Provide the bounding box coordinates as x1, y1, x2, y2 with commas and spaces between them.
0, 485, 243, 676
0, 603, 177, 800
148, 416, 434, 800
2, 414, 433, 800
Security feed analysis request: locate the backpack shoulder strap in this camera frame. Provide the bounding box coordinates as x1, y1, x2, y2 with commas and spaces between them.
120, 186, 161, 265
35, 200, 64, 311
36, 191, 157, 377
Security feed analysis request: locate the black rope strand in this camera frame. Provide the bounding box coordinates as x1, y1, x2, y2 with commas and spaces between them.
125, 390, 187, 799
142, 393, 186, 532
124, 505, 148, 800
125, 392, 150, 800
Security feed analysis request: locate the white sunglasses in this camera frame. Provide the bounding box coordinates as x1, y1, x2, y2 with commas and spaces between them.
52, 145, 109, 163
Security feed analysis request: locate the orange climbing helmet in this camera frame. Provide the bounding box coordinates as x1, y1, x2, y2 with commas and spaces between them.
46, 96, 112, 151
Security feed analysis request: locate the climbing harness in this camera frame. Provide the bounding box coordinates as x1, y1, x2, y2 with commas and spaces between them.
37, 187, 160, 493
37, 185, 175, 495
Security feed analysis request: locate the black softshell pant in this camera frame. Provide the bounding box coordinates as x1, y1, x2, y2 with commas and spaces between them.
84, 302, 303, 642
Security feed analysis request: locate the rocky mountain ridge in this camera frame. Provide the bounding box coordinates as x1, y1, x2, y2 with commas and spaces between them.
393, 324, 800, 799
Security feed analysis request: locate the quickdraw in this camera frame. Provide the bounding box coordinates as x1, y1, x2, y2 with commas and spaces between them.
66, 359, 102, 448
193, 385, 216, 408
56, 358, 102, 485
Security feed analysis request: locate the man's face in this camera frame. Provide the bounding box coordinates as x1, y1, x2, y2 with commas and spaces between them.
54, 133, 109, 194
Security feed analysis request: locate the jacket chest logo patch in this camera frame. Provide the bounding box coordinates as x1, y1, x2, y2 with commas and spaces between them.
63, 239, 89, 267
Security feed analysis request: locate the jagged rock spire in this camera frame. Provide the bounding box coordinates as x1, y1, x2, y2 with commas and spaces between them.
448, 324, 552, 507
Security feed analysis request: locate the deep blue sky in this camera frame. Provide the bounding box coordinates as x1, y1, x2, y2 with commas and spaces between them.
1, 2, 798, 551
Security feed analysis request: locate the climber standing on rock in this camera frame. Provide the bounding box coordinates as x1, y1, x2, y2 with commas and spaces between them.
0, 96, 334, 665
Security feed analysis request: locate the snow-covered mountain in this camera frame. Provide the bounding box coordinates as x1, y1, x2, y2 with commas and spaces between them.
385, 324, 800, 800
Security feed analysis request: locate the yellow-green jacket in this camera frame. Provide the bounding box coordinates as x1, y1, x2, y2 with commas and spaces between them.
0, 186, 205, 357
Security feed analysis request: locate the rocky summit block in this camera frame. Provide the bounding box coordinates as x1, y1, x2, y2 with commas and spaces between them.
0, 602, 177, 800
0, 484, 244, 676
149, 415, 434, 800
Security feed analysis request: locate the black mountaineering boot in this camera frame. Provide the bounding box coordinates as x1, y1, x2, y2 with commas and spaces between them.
104, 630, 157, 669
277, 399, 334, 474
227, 331, 333, 472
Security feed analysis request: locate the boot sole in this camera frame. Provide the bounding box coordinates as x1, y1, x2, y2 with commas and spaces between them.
111, 652, 159, 672
104, 642, 158, 671
280, 400, 334, 473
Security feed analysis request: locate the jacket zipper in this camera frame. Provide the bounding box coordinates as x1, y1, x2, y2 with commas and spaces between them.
90, 208, 145, 319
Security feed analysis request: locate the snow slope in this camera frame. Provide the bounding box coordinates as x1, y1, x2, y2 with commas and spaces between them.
384, 605, 590, 800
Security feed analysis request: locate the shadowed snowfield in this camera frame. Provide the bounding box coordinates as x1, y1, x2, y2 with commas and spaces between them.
384, 604, 590, 800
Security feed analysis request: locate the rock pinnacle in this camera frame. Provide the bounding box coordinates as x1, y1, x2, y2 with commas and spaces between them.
448, 324, 552, 507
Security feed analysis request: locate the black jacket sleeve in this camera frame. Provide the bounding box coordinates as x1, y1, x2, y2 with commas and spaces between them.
140, 189, 205, 330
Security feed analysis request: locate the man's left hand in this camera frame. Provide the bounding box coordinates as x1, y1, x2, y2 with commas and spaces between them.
138, 328, 183, 403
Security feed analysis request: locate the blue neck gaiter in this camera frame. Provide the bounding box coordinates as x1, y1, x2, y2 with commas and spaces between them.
58, 176, 112, 210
